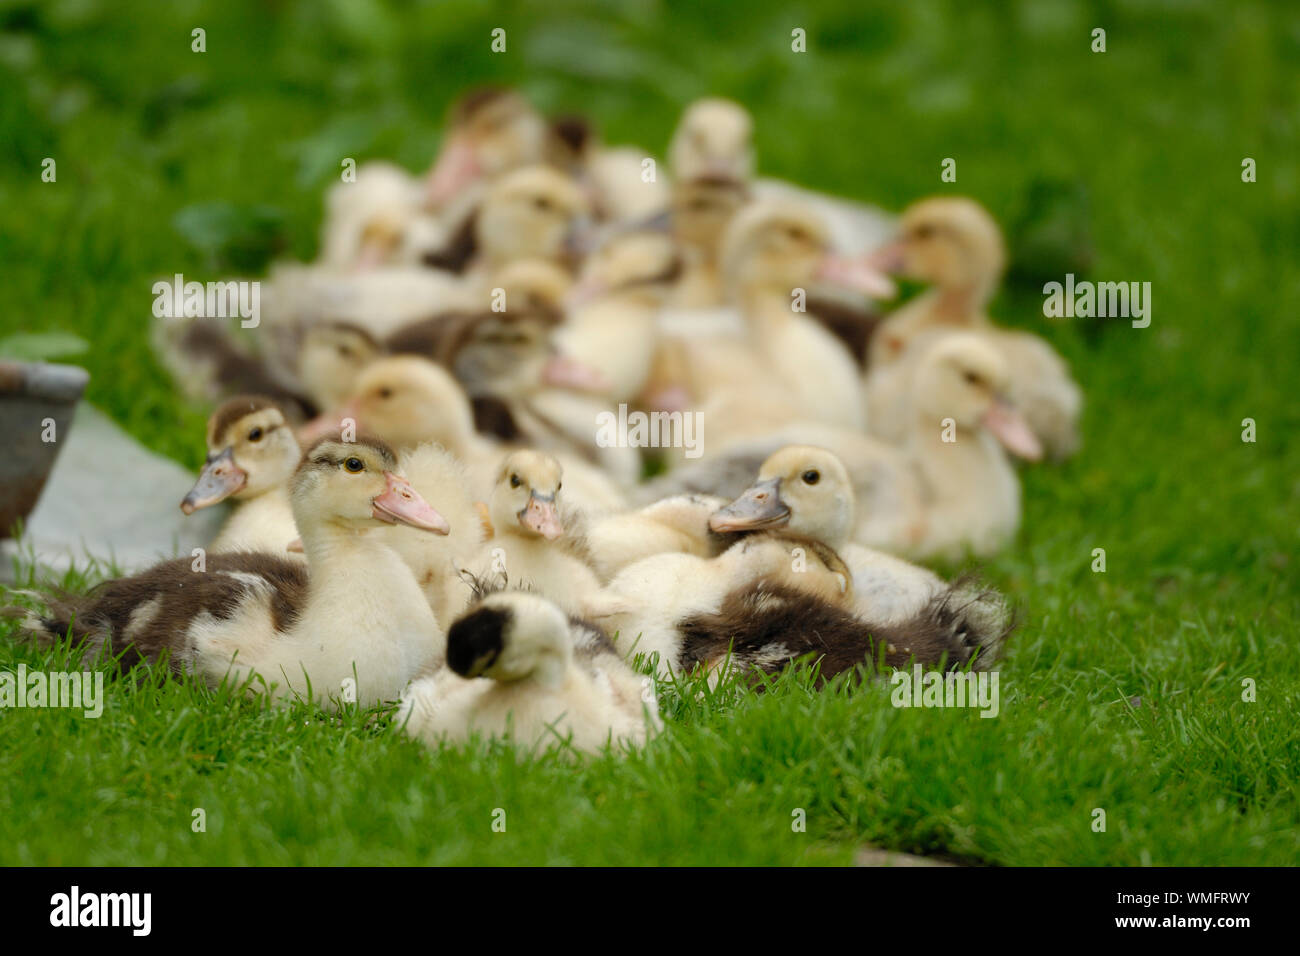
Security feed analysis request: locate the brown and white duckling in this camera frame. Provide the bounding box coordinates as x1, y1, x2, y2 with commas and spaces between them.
470, 451, 602, 615
863, 196, 1082, 459
23, 437, 449, 709
584, 532, 853, 678
397, 589, 659, 755
180, 397, 303, 557
708, 445, 951, 625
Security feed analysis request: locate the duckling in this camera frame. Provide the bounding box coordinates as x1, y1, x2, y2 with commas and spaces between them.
863, 196, 1082, 459
668, 97, 894, 253
320, 161, 442, 270
180, 397, 303, 557
424, 87, 552, 213
21, 437, 450, 709
470, 451, 602, 615
423, 166, 591, 281
584, 493, 728, 581
902, 333, 1042, 560
328, 356, 628, 511
547, 229, 680, 404
397, 589, 659, 755
664, 175, 752, 309
585, 532, 853, 678
670, 200, 893, 434
706, 445, 947, 624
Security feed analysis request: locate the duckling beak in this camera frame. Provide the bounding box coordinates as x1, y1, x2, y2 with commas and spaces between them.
372, 472, 451, 534
982, 398, 1044, 462
540, 353, 610, 393
816, 254, 898, 300
520, 492, 563, 539
425, 135, 481, 208
180, 447, 246, 514
708, 478, 792, 533
863, 237, 908, 275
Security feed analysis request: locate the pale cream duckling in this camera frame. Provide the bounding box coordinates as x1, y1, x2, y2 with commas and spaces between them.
397, 590, 660, 755
584, 493, 728, 582
424, 88, 552, 214
320, 161, 441, 270
328, 356, 628, 512
903, 333, 1043, 560
672, 200, 894, 434
471, 451, 603, 616
425, 165, 591, 282
863, 196, 1082, 459
664, 175, 752, 309
180, 397, 303, 557
547, 229, 681, 404
668, 97, 894, 253
26, 437, 449, 710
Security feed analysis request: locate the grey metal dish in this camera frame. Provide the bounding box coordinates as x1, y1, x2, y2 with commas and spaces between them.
0, 361, 90, 539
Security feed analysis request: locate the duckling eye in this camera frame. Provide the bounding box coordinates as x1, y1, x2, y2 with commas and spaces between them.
914, 224, 936, 240
802, 470, 820, 485
337, 345, 353, 359
510, 473, 522, 488
344, 457, 365, 473
532, 196, 554, 212
378, 387, 393, 399
248, 427, 263, 442
963, 371, 982, 386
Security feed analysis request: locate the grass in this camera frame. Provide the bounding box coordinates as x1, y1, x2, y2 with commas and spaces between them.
2, 0, 1298, 865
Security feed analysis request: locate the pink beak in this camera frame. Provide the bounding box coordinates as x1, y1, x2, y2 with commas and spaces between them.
541, 354, 610, 393
816, 254, 898, 300
372, 472, 450, 534
982, 399, 1044, 462
520, 494, 563, 540
425, 136, 481, 208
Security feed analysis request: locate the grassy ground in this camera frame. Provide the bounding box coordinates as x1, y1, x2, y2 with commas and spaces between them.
2, 0, 1298, 865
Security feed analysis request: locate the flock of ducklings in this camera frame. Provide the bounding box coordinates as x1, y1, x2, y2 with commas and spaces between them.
21, 91, 1083, 756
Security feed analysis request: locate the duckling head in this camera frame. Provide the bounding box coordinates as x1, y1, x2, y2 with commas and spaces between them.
425, 88, 550, 208
491, 258, 573, 318
566, 229, 683, 309
721, 200, 895, 302
297, 321, 382, 411
181, 397, 301, 513
669, 97, 755, 182
290, 435, 450, 536
491, 450, 565, 541
476, 166, 591, 269
670, 175, 751, 251
446, 590, 572, 688
913, 333, 1043, 461
709, 445, 855, 550
868, 197, 1006, 302
325, 356, 477, 454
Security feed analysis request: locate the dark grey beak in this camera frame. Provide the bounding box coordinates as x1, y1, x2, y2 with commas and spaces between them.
708, 478, 791, 534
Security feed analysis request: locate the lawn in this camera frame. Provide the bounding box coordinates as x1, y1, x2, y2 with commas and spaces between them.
1, 0, 1297, 865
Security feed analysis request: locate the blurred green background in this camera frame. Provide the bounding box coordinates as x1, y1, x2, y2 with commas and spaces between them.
1, 0, 1297, 865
